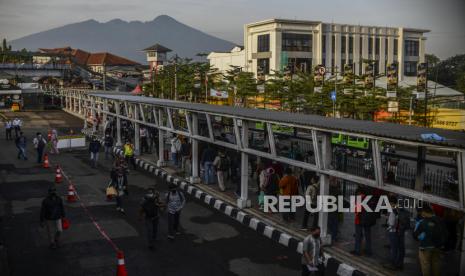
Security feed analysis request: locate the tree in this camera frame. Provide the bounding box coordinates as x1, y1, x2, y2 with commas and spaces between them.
432, 54, 465, 94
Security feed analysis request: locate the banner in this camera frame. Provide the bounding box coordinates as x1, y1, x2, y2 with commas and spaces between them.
343, 63, 354, 85
313, 65, 325, 87
417, 62, 427, 92
210, 88, 228, 99
364, 63, 374, 89
386, 62, 398, 92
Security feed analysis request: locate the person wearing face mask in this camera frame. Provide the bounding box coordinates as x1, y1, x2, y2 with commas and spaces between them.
140, 188, 165, 250
301, 226, 325, 276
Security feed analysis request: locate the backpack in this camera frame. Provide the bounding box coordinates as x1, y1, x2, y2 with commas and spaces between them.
265, 174, 279, 195
218, 156, 229, 171
430, 217, 448, 248
396, 209, 411, 232
38, 138, 46, 148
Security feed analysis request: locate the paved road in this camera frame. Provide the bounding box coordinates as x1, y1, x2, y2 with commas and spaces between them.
0, 112, 301, 276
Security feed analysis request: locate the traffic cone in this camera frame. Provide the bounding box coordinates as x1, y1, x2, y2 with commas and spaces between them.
43, 154, 50, 168
116, 251, 128, 276
55, 166, 63, 183
67, 183, 77, 202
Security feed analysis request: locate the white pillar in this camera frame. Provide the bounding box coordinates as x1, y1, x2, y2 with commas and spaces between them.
134, 104, 140, 155
91, 97, 96, 132
157, 109, 166, 167
102, 100, 108, 133
190, 113, 200, 183
115, 103, 122, 146
238, 121, 251, 209
319, 132, 332, 244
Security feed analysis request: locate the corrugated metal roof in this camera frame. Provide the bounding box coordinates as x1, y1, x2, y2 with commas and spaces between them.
90, 92, 465, 149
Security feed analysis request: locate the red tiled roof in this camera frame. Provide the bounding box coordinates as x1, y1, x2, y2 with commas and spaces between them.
87, 52, 139, 66
71, 49, 91, 65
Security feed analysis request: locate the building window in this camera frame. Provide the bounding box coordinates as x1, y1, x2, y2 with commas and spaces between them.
385, 38, 388, 56
405, 40, 419, 56
404, 61, 417, 76
257, 34, 270, 52
359, 36, 363, 57
375, 37, 380, 55
394, 39, 398, 56
349, 36, 354, 55
341, 36, 346, 55
257, 58, 270, 74
287, 58, 312, 73
322, 35, 326, 54
368, 37, 373, 55
282, 33, 312, 52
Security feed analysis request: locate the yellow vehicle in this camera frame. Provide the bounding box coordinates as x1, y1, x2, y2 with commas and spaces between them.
11, 103, 20, 112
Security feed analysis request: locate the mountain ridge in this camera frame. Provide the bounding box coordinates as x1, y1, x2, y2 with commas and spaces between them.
9, 15, 236, 64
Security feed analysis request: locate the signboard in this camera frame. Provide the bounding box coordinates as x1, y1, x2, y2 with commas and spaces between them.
330, 91, 337, 102
210, 88, 228, 99
257, 84, 265, 93
386, 91, 397, 98
364, 63, 374, 89
417, 62, 427, 92
313, 65, 325, 87
386, 62, 398, 92
388, 101, 399, 113
343, 63, 354, 85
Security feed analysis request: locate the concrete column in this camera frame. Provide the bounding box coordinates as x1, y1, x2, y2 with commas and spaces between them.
319, 132, 332, 244
190, 113, 200, 183
133, 104, 140, 156
78, 95, 82, 115
414, 146, 426, 191
157, 109, 166, 167
102, 100, 108, 133
115, 103, 122, 146
238, 121, 251, 209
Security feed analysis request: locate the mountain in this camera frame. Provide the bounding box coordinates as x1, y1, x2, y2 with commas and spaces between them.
9, 15, 236, 64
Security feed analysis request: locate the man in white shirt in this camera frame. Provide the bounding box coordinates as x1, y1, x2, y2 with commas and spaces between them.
170, 134, 181, 167
4, 120, 12, 140
140, 127, 148, 154
302, 226, 324, 276
12, 118, 21, 138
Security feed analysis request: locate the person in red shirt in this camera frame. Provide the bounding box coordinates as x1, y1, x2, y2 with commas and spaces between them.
279, 167, 299, 222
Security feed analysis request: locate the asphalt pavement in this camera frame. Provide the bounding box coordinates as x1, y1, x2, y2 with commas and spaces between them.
0, 111, 301, 276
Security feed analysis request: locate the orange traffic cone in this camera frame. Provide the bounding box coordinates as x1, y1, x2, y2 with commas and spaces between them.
55, 166, 63, 183
116, 251, 128, 276
43, 154, 50, 168
67, 183, 77, 202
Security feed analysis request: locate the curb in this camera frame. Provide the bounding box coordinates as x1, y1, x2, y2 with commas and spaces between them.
85, 130, 367, 276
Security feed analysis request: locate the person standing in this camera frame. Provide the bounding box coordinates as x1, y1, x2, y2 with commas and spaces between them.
89, 137, 101, 168
384, 197, 409, 271
12, 117, 21, 138
33, 132, 47, 164
111, 167, 128, 213
166, 184, 185, 240
351, 188, 375, 256
4, 120, 12, 140
15, 131, 28, 160
301, 226, 325, 276
40, 187, 65, 249
213, 151, 229, 192
104, 133, 114, 160
123, 140, 136, 170
170, 134, 181, 167
139, 188, 164, 250
414, 205, 447, 276
140, 127, 148, 155
50, 129, 59, 154
201, 145, 216, 185
302, 175, 320, 230
279, 167, 299, 221
180, 138, 191, 176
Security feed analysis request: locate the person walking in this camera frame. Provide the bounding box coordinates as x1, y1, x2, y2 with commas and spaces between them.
170, 134, 182, 167
4, 120, 12, 140
104, 133, 114, 160
201, 145, 216, 185
139, 188, 164, 250
166, 184, 185, 240
88, 137, 101, 168
279, 167, 299, 221
15, 131, 28, 160
33, 132, 47, 164
414, 205, 448, 276
123, 140, 136, 170
301, 226, 325, 276
111, 167, 128, 213
213, 151, 229, 192
40, 187, 65, 249
50, 129, 59, 154
12, 117, 21, 138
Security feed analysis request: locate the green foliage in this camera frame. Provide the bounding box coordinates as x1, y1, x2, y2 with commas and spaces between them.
429, 54, 465, 94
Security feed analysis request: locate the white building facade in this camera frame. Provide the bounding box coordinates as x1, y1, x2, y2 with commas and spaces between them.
210, 19, 428, 81
207, 46, 245, 73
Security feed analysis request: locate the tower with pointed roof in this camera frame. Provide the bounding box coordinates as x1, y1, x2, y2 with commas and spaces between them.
142, 43, 172, 71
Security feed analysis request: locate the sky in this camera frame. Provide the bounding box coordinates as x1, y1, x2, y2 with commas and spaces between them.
0, 0, 464, 59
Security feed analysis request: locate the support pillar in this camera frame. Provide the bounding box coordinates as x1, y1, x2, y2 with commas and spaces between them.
134, 105, 140, 156
190, 113, 200, 183
78, 95, 82, 115
238, 121, 251, 209
157, 109, 166, 167
115, 103, 122, 146
319, 132, 332, 244
102, 100, 108, 133
90, 97, 96, 132
415, 146, 426, 191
